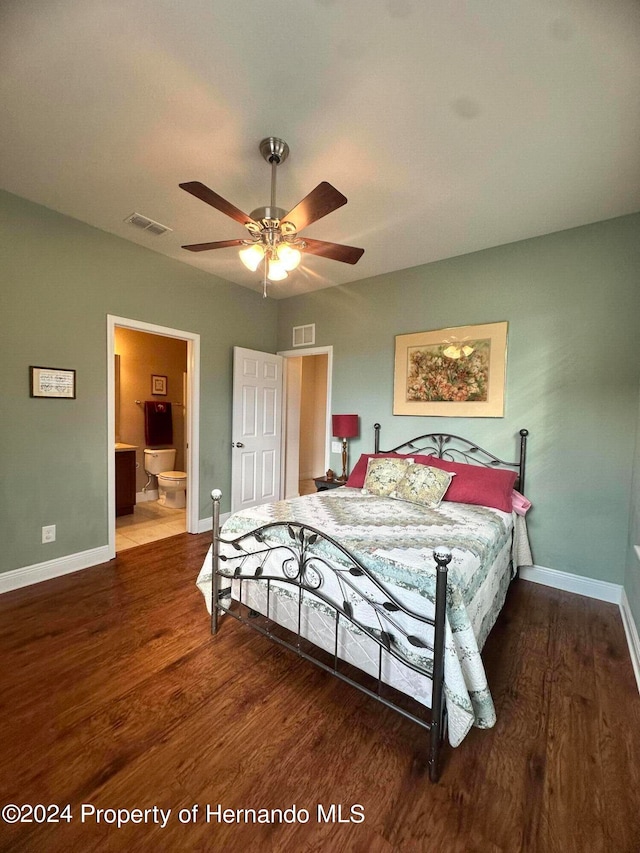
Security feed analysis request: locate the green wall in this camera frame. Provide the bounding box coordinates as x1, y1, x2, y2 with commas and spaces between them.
625, 385, 640, 629
3, 185, 639, 618
0, 190, 278, 574
277, 214, 640, 587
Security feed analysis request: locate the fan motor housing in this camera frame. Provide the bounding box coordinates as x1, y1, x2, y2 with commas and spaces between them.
250, 205, 287, 222
259, 137, 289, 165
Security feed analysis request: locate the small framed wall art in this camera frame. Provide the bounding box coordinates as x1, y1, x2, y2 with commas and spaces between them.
393, 321, 508, 417
29, 366, 76, 399
151, 374, 168, 396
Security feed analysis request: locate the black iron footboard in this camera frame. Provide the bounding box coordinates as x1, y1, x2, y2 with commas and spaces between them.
210, 489, 452, 783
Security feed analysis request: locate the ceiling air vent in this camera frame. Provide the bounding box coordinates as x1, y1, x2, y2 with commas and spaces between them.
124, 212, 172, 236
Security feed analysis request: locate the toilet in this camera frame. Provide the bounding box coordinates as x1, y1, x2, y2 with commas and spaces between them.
143, 448, 187, 509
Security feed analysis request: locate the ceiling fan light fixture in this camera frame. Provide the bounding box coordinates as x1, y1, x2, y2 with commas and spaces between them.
277, 244, 302, 271
239, 243, 265, 271
267, 256, 288, 281
180, 136, 364, 297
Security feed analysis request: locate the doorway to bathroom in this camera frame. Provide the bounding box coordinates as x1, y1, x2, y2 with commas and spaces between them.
107, 316, 200, 558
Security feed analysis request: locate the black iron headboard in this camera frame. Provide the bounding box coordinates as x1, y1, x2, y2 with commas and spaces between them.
374, 424, 529, 494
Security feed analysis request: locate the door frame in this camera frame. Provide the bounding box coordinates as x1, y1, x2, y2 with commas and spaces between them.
277, 346, 333, 493
107, 315, 201, 557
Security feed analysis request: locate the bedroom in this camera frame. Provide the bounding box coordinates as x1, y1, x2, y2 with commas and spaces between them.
1, 1, 640, 850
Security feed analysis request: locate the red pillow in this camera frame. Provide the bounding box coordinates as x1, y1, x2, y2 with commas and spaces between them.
345, 453, 412, 488
414, 455, 517, 513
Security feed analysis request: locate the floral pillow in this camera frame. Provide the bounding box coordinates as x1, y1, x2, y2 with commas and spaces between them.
345, 453, 413, 488
362, 457, 412, 496
391, 463, 455, 508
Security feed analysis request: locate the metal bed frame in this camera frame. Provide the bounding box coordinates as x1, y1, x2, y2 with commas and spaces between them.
209, 426, 528, 782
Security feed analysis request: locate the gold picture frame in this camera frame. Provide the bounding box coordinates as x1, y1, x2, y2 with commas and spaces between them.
151, 374, 167, 396
393, 322, 508, 417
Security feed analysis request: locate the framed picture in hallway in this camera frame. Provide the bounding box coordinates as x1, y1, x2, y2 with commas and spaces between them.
393, 321, 508, 417
151, 374, 168, 396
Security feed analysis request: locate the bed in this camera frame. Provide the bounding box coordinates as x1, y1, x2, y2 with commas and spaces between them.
196, 425, 531, 782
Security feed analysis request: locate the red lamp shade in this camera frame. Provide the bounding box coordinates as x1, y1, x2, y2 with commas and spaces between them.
332, 414, 359, 439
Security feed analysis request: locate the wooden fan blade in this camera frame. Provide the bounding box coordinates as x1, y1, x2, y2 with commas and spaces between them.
182, 239, 246, 252
179, 181, 257, 227
300, 238, 364, 265
280, 182, 347, 232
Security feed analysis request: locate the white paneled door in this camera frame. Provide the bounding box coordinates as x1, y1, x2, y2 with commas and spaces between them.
231, 347, 283, 513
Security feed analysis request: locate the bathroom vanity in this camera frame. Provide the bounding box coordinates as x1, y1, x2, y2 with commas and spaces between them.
115, 444, 137, 516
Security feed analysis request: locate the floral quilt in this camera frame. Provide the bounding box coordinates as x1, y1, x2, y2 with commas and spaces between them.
197, 488, 530, 746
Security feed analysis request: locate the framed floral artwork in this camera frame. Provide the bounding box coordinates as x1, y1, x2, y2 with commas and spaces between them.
393, 322, 508, 417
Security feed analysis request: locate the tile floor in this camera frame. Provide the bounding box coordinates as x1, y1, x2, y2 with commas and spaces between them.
115, 480, 318, 553
116, 500, 186, 552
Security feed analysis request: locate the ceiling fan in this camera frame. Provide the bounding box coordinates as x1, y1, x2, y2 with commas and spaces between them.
180, 137, 364, 296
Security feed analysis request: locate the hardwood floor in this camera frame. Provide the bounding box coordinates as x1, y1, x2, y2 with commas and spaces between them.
0, 533, 639, 852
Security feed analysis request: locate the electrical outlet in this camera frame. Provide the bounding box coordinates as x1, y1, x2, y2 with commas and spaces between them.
331, 441, 342, 454
42, 525, 56, 544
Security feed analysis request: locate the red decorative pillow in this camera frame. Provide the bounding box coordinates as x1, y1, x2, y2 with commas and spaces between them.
345, 453, 413, 488
414, 455, 517, 513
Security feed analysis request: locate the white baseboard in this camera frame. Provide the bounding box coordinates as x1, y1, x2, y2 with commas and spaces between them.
136, 489, 158, 503
620, 590, 640, 695
198, 516, 213, 533
197, 512, 230, 534
520, 564, 622, 604
0, 513, 228, 594
0, 545, 112, 594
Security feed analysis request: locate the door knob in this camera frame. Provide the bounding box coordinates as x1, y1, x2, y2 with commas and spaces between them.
232, 442, 245, 448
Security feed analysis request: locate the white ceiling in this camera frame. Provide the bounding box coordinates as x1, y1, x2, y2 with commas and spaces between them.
1, 1, 639, 298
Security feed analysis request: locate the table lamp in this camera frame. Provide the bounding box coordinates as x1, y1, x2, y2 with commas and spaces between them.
332, 414, 359, 481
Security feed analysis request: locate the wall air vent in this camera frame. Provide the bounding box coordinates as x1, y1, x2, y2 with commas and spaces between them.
124, 212, 172, 236
292, 324, 315, 347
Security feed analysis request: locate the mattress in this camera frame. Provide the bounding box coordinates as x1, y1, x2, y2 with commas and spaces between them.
197, 488, 531, 746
